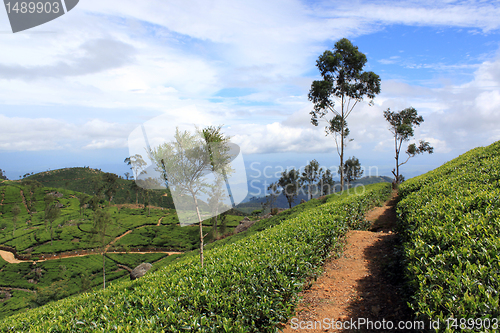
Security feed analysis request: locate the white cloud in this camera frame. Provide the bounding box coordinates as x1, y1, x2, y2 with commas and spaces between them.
230, 121, 336, 154
238, 48, 500, 156
330, 1, 500, 32
83, 139, 128, 150
0, 0, 499, 172
0, 114, 134, 152
422, 137, 450, 154
375, 53, 500, 152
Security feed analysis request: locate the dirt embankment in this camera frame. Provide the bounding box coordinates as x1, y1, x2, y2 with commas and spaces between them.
0, 250, 25, 264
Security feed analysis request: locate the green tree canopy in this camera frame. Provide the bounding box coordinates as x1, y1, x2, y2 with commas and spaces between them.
149, 127, 215, 267
44, 194, 60, 246
319, 169, 335, 196
309, 38, 380, 190
278, 168, 301, 209
383, 107, 434, 184
264, 181, 279, 212
339, 156, 364, 187
124, 154, 146, 180
101, 172, 119, 203
92, 209, 113, 289
301, 159, 323, 200
11, 204, 20, 237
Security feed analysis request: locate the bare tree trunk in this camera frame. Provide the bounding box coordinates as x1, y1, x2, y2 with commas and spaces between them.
340, 96, 345, 191
395, 136, 400, 184
193, 195, 204, 268
396, 158, 400, 184
102, 252, 106, 289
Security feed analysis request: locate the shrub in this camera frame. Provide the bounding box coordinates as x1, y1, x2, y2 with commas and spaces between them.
0, 183, 390, 332
251, 209, 262, 216
397, 140, 500, 330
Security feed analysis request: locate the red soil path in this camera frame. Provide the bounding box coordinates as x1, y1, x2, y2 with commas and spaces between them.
280, 191, 414, 332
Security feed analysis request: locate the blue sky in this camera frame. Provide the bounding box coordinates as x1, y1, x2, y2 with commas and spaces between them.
0, 0, 499, 196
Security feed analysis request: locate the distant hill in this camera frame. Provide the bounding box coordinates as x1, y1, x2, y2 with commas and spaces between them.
353, 175, 393, 186
26, 167, 174, 209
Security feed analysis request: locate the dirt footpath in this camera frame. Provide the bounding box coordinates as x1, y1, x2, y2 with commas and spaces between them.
281, 191, 415, 332
0, 250, 26, 264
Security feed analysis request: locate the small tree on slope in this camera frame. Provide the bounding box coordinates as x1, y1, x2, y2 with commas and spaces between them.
384, 107, 434, 184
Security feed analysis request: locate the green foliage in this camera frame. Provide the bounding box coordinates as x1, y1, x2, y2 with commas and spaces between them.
44, 194, 61, 245
301, 160, 322, 200
0, 182, 187, 257
11, 204, 20, 236
309, 38, 380, 190
251, 209, 262, 216
308, 38, 381, 116
383, 107, 433, 184
0, 183, 391, 332
114, 225, 204, 252
319, 169, 335, 195
105, 253, 167, 269
30, 279, 70, 308
278, 168, 302, 209
124, 154, 147, 181
25, 167, 174, 208
339, 156, 363, 186
396, 140, 500, 330
0, 253, 163, 320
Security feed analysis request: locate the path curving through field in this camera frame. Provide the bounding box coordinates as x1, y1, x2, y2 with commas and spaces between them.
0, 250, 26, 264
1, 213, 183, 264
104, 230, 133, 252
157, 216, 164, 226
281, 191, 414, 332
0, 249, 183, 264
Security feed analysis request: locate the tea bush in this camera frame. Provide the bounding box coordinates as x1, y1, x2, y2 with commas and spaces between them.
0, 183, 390, 332
397, 141, 500, 331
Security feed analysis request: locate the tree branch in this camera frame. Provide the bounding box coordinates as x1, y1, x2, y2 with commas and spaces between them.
399, 154, 413, 167
345, 99, 358, 119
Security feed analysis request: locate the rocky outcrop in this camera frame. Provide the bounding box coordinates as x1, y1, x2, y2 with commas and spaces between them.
234, 217, 256, 234
130, 263, 152, 280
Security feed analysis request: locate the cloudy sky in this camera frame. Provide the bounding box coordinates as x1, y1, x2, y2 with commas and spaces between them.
0, 0, 499, 193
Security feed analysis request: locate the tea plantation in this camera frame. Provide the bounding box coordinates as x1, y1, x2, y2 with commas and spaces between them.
0, 183, 391, 332
397, 140, 500, 331
0, 178, 242, 320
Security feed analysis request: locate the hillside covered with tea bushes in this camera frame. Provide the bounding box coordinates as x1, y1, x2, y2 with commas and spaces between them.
397, 140, 500, 330
0, 183, 391, 332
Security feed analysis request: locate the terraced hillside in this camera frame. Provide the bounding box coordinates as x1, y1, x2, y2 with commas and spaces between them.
25, 167, 175, 208
397, 140, 500, 330
0, 183, 391, 332
0, 179, 244, 320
